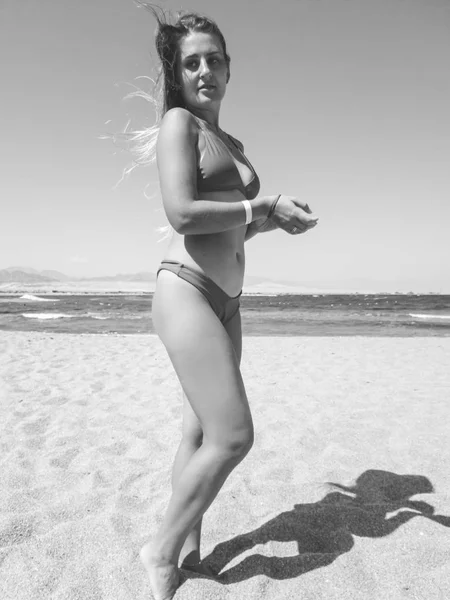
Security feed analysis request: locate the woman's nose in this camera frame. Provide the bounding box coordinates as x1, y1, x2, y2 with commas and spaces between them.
199, 59, 212, 78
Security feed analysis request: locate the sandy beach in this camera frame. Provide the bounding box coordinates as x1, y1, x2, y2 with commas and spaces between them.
1, 332, 449, 600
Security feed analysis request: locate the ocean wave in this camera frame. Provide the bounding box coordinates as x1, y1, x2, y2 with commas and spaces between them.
242, 293, 280, 297
19, 294, 59, 302
409, 313, 450, 320
21, 313, 75, 320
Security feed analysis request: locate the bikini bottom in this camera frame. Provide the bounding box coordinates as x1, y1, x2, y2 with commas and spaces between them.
156, 260, 242, 325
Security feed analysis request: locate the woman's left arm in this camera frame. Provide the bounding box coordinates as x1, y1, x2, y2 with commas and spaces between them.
245, 216, 279, 242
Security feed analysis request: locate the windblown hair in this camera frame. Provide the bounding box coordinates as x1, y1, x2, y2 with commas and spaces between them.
109, 3, 231, 240
121, 3, 231, 167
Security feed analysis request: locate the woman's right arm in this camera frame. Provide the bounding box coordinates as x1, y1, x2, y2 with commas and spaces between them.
156, 108, 272, 235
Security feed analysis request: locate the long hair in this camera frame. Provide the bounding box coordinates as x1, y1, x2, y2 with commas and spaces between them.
108, 3, 231, 241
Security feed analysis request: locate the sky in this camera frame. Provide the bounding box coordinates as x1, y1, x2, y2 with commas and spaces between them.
1, 0, 449, 292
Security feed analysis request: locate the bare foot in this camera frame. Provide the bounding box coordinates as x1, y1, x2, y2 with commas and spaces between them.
180, 560, 219, 580
140, 543, 181, 600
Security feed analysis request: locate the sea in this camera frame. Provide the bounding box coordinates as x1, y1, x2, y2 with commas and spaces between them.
0, 293, 449, 337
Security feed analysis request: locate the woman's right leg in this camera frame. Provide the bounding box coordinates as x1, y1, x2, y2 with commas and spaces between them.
175, 306, 243, 572
141, 270, 253, 598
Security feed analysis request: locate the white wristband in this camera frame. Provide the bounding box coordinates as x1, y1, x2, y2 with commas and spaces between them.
241, 200, 252, 225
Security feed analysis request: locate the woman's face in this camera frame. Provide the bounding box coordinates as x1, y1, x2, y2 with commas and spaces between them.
177, 31, 229, 113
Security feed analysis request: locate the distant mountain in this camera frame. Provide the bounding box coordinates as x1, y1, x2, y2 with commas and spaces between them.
6, 267, 433, 293
0, 267, 375, 291
0, 267, 157, 284
0, 268, 278, 286
0, 269, 56, 283
3, 266, 42, 275
41, 269, 71, 281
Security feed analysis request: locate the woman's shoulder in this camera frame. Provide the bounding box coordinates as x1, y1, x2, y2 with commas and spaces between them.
158, 108, 199, 150
160, 107, 198, 132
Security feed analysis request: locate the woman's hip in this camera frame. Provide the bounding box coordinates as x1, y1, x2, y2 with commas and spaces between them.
155, 261, 241, 326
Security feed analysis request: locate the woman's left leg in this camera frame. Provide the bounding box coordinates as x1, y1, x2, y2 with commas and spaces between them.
171, 308, 243, 570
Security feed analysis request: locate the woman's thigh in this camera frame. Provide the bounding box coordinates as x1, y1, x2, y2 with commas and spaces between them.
179, 303, 243, 441
153, 271, 251, 445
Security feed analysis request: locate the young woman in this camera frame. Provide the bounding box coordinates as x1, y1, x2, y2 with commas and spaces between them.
129, 6, 318, 599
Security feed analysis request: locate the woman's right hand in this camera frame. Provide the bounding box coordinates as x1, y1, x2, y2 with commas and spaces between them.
269, 195, 319, 235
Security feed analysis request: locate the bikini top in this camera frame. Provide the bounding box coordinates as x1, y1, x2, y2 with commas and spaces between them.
193, 115, 260, 200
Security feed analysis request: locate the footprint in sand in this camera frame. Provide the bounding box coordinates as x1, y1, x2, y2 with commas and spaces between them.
98, 441, 129, 456
0, 516, 34, 547
49, 448, 80, 470
22, 417, 51, 436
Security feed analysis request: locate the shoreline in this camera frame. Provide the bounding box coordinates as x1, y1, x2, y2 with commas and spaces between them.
1, 330, 450, 338
1, 290, 447, 298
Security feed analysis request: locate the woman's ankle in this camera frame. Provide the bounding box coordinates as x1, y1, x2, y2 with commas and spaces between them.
141, 539, 178, 566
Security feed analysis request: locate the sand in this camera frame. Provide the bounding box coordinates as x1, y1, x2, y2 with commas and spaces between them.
1, 331, 449, 600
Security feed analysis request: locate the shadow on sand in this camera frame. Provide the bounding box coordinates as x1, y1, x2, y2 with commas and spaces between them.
203, 469, 450, 583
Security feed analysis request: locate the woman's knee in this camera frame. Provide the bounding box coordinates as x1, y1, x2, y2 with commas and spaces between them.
211, 422, 254, 461
181, 427, 203, 449
231, 429, 254, 460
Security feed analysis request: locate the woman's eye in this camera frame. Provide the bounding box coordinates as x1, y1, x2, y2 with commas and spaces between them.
184, 57, 221, 70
